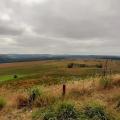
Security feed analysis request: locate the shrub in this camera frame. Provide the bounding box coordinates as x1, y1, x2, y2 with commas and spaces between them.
16, 87, 42, 109
33, 101, 79, 120
67, 63, 74, 68
27, 87, 58, 108
27, 87, 43, 107
56, 102, 79, 120
33, 101, 113, 120
0, 96, 6, 110
82, 102, 110, 120
13, 74, 18, 79
84, 106, 107, 119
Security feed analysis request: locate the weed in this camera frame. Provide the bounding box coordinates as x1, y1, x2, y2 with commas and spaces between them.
0, 96, 6, 110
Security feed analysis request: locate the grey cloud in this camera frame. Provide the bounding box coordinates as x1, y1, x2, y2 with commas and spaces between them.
0, 22, 24, 35
0, 0, 120, 55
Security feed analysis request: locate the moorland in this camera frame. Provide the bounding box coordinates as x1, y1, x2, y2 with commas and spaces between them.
0, 59, 120, 120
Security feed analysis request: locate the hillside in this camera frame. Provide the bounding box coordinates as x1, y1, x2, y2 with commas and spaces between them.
0, 60, 120, 120
0, 54, 120, 63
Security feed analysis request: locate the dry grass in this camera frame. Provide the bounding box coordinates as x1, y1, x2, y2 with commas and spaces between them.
0, 76, 120, 119
0, 60, 120, 119
112, 74, 120, 86
15, 94, 28, 109
33, 93, 58, 108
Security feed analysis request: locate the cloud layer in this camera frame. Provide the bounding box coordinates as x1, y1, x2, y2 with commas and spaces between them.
0, 0, 120, 55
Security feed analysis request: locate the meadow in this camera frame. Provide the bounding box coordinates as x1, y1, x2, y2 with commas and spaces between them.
0, 59, 120, 120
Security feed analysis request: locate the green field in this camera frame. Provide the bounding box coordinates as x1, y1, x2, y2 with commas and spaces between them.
0, 60, 120, 85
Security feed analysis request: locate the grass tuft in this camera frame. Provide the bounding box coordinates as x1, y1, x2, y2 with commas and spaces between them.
0, 96, 6, 110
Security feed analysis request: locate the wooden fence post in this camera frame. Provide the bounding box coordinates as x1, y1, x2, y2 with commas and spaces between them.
62, 84, 66, 97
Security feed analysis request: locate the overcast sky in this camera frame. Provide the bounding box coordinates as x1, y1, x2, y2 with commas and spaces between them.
0, 0, 120, 55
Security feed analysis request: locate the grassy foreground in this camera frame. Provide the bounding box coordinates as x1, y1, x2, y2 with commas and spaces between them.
0, 60, 120, 120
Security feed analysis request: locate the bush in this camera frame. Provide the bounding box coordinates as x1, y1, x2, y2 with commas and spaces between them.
82, 102, 110, 120
67, 63, 74, 68
13, 74, 18, 79
33, 101, 113, 120
56, 102, 78, 120
27, 87, 43, 107
43, 102, 79, 120
0, 96, 6, 110
27, 87, 58, 108
33, 101, 79, 120
16, 87, 44, 109
84, 106, 107, 119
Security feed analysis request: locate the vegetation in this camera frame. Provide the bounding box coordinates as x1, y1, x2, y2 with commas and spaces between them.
33, 101, 79, 120
0, 59, 120, 119
33, 101, 114, 120
16, 94, 28, 109
99, 77, 112, 89
56, 102, 79, 120
67, 63, 103, 68
82, 102, 111, 120
0, 96, 6, 110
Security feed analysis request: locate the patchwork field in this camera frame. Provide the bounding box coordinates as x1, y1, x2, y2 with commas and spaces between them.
0, 59, 120, 120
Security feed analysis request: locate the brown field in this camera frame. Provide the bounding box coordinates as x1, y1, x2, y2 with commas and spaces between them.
0, 59, 120, 120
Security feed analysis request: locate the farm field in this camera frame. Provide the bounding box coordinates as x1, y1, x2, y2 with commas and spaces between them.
0, 60, 120, 84
0, 59, 120, 120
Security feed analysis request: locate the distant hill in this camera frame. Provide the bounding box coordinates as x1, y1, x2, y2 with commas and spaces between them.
0, 54, 120, 63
